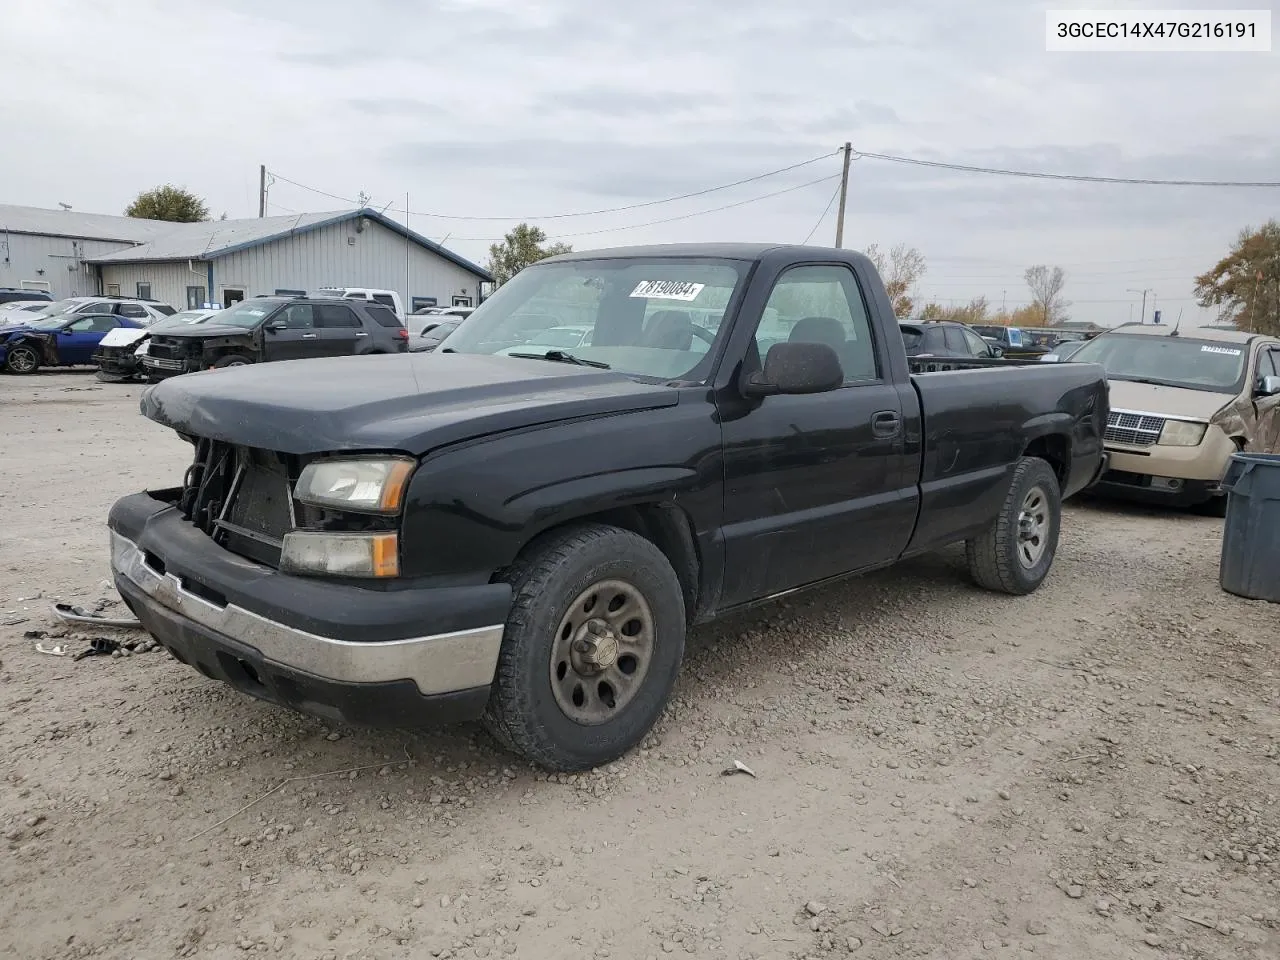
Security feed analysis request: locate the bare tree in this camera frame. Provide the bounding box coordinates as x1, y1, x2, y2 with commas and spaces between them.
864, 243, 926, 317
1023, 265, 1069, 325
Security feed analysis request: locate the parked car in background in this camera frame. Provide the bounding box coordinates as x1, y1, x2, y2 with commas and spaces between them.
17, 296, 177, 326
971, 325, 1049, 360
93, 308, 223, 382
315, 287, 406, 322
1073, 325, 1280, 515
1039, 340, 1087, 363
109, 241, 1108, 770
1, 312, 147, 374
408, 307, 474, 337
0, 288, 53, 307
142, 295, 407, 379
899, 320, 1002, 363
410, 318, 463, 352
0, 300, 56, 323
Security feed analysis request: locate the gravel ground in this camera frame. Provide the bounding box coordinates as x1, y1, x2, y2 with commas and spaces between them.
1, 371, 1277, 960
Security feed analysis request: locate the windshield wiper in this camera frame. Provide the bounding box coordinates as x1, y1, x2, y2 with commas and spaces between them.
507, 350, 610, 369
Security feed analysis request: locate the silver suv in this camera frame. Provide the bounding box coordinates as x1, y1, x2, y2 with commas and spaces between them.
24, 296, 177, 325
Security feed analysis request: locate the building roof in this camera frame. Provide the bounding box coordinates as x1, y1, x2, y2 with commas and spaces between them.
0, 203, 177, 243
88, 208, 491, 280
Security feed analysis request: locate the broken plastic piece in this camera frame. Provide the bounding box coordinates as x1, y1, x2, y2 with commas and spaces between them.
35, 643, 67, 657
721, 759, 757, 778
52, 603, 140, 628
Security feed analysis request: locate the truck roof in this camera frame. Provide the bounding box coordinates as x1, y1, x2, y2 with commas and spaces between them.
541, 242, 869, 263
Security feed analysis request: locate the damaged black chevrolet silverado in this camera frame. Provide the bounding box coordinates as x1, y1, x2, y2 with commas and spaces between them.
109, 243, 1109, 771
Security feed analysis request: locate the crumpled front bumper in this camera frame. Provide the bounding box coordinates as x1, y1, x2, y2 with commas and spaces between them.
108, 490, 511, 727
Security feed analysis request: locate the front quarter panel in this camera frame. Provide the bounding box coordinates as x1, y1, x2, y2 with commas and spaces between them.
399, 392, 723, 586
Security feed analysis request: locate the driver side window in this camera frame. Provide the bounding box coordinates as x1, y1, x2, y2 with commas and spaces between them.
277, 304, 315, 329
753, 264, 879, 383
65, 316, 98, 332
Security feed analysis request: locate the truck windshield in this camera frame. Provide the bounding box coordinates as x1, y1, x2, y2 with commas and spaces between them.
439, 258, 750, 381
1070, 333, 1248, 393
208, 300, 279, 329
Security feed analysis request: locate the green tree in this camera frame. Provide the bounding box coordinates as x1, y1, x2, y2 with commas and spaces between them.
917, 297, 989, 324
487, 223, 572, 286
1195, 220, 1280, 334
125, 185, 210, 222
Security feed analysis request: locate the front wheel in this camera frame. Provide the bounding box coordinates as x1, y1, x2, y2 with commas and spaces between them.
5, 344, 40, 374
212, 355, 251, 369
483, 523, 686, 771
966, 456, 1062, 595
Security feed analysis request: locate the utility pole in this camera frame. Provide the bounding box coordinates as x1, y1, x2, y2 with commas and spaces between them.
1127, 287, 1151, 324
1001, 290, 1007, 313
258, 165, 266, 218
833, 142, 852, 248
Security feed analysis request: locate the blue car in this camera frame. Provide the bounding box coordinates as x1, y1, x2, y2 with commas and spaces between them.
1, 312, 147, 375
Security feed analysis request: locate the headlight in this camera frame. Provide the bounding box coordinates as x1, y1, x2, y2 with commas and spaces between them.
1158, 420, 1207, 446
294, 457, 414, 513
280, 532, 399, 578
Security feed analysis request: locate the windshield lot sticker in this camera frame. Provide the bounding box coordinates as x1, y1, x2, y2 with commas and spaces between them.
1201, 345, 1242, 356
630, 280, 705, 301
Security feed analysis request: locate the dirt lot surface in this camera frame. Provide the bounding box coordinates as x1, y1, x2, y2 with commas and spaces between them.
1, 371, 1278, 960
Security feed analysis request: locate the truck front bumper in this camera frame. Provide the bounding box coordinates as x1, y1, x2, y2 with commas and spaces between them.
108, 492, 510, 728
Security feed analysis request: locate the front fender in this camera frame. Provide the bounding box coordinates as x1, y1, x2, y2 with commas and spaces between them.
398, 397, 723, 582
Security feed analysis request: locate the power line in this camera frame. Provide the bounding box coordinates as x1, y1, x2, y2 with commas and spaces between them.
853, 149, 1280, 187
802, 181, 843, 245
268, 150, 840, 222
437, 174, 842, 242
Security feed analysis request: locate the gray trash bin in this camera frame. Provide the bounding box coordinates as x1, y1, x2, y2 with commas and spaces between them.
1219, 452, 1280, 603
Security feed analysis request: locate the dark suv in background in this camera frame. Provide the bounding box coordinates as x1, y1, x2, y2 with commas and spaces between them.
142, 296, 408, 379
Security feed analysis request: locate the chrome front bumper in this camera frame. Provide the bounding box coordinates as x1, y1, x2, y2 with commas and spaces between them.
110, 530, 504, 696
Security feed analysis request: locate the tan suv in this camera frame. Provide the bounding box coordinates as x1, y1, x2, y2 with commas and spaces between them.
1070, 324, 1280, 515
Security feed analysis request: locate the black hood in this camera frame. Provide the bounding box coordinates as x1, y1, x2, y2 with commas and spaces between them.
139, 352, 678, 455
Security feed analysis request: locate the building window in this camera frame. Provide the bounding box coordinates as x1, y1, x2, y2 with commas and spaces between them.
186, 286, 206, 309
411, 297, 437, 311
136, 282, 152, 300
106, 283, 121, 296
452, 295, 472, 307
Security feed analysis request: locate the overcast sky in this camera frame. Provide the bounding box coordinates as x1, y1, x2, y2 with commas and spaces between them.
5, 0, 1277, 325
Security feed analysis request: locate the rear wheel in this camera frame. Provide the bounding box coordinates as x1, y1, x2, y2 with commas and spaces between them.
4, 344, 40, 374
483, 523, 686, 771
966, 456, 1062, 595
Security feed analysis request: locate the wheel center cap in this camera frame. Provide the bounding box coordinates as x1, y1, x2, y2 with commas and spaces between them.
579, 623, 619, 669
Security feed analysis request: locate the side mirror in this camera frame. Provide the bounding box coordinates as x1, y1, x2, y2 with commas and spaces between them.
266, 319, 287, 332
990, 345, 1004, 358
742, 341, 843, 397
1258, 375, 1280, 396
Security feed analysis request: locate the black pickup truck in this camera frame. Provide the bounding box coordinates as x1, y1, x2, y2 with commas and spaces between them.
108, 243, 1108, 771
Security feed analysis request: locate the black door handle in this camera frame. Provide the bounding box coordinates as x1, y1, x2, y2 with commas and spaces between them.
871, 410, 901, 438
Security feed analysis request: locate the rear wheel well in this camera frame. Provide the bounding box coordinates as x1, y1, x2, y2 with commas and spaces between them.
1022, 435, 1069, 483
504, 505, 702, 624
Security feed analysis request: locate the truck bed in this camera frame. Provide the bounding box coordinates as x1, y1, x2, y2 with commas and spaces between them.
904, 359, 1108, 554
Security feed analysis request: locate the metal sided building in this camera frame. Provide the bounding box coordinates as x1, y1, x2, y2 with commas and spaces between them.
0, 205, 173, 299
88, 209, 492, 311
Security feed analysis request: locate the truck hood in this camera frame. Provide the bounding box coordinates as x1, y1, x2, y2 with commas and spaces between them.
1106, 378, 1234, 421
139, 352, 679, 455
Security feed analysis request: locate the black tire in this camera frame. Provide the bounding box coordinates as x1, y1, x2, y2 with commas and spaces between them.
965, 456, 1062, 595
4, 344, 40, 375
483, 523, 686, 771
212, 354, 252, 369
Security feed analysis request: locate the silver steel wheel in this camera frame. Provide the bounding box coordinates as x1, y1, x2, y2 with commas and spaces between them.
7, 346, 38, 373
549, 578, 655, 726
1017, 485, 1051, 568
